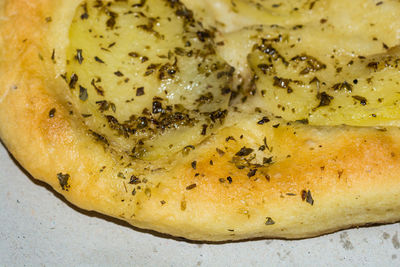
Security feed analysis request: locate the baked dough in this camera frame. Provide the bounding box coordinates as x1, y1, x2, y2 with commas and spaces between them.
2, 0, 400, 241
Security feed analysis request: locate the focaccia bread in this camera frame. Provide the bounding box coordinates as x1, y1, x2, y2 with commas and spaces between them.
2, 0, 400, 241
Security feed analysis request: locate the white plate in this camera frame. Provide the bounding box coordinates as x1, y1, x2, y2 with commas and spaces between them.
1, 142, 400, 266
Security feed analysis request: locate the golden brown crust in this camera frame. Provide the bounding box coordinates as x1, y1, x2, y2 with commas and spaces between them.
2, 0, 400, 241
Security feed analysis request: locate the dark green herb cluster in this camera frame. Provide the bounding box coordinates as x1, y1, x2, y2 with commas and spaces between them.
248, 22, 400, 125
66, 0, 233, 158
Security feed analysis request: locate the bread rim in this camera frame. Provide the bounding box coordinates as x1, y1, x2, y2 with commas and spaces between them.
2, 0, 400, 242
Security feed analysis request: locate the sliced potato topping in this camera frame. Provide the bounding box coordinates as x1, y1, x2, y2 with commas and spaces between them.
247, 27, 400, 126
186, 0, 400, 35
215, 0, 400, 126
66, 0, 400, 159
182, 0, 327, 32
66, 0, 233, 159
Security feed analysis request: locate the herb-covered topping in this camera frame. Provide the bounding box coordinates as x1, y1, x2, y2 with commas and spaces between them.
186, 184, 197, 190
76, 49, 84, 64
244, 13, 400, 126
265, 217, 275, 225
57, 173, 70, 191
235, 147, 254, 157
301, 189, 314, 205
49, 108, 56, 118
67, 0, 232, 159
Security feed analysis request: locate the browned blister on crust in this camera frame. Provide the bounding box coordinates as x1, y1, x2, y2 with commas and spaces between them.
2, 0, 400, 241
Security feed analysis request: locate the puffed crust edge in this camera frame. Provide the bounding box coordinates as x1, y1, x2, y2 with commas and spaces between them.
1, 0, 400, 241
